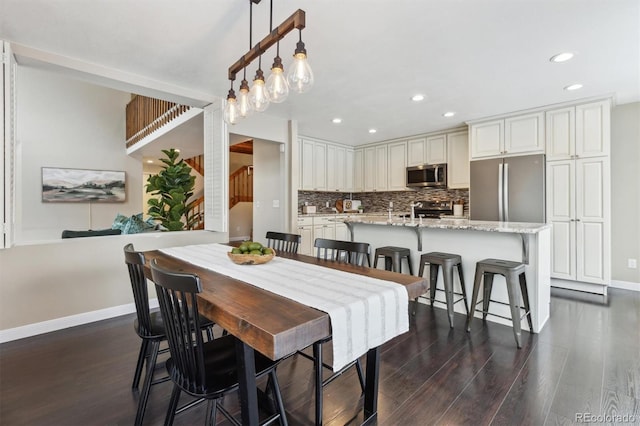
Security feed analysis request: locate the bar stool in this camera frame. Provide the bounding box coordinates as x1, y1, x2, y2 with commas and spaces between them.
466, 258, 533, 348
373, 246, 413, 275
416, 252, 469, 328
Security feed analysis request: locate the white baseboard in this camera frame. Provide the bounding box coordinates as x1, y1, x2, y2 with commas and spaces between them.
550, 278, 608, 295
610, 280, 640, 292
0, 299, 159, 344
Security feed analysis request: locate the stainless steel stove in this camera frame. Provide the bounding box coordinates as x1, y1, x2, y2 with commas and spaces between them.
411, 200, 454, 218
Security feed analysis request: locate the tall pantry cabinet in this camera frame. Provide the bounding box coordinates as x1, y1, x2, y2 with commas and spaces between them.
545, 99, 611, 291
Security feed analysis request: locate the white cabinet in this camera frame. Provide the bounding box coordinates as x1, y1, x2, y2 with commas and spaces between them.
407, 136, 447, 166
546, 157, 610, 284
327, 145, 353, 192
547, 100, 610, 161
299, 139, 327, 191
364, 145, 388, 191
426, 135, 447, 164
345, 149, 354, 192
470, 112, 544, 159
470, 120, 503, 158
296, 216, 314, 256
446, 131, 469, 189
387, 141, 407, 190
353, 149, 364, 192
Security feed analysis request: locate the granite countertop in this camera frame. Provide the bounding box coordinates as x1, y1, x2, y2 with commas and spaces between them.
341, 215, 551, 234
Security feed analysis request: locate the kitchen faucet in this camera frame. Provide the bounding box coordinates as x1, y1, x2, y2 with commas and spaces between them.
409, 202, 423, 225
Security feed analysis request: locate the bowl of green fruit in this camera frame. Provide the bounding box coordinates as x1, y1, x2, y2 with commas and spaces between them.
227, 241, 276, 265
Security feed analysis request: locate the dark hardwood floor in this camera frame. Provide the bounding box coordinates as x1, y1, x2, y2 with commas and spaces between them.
1, 288, 639, 425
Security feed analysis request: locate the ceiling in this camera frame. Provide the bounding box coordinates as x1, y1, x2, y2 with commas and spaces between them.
1, 0, 639, 149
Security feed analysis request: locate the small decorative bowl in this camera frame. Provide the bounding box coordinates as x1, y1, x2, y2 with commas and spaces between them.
227, 249, 276, 265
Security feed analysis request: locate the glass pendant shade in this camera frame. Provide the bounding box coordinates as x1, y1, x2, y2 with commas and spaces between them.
237, 79, 253, 118
287, 50, 314, 94
266, 57, 289, 103
223, 89, 240, 125
249, 69, 270, 112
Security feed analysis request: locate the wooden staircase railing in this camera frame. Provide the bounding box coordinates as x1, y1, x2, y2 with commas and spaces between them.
125, 95, 191, 148
230, 165, 253, 209
187, 195, 205, 230
185, 155, 204, 176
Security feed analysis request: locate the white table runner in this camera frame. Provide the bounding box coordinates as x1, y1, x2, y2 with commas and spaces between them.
159, 243, 409, 371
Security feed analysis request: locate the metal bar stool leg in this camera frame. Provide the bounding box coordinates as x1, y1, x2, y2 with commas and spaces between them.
505, 271, 523, 348
482, 272, 494, 320
519, 272, 534, 332
467, 265, 484, 332
442, 261, 456, 328
429, 264, 439, 305
456, 263, 469, 315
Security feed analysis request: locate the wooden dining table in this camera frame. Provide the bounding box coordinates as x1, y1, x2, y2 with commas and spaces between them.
143, 247, 427, 425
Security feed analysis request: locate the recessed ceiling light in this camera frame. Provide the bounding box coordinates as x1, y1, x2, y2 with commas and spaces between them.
368, 129, 377, 134
564, 83, 583, 91
443, 111, 456, 118
550, 52, 574, 63
146, 160, 153, 164
411, 94, 425, 102
332, 118, 342, 124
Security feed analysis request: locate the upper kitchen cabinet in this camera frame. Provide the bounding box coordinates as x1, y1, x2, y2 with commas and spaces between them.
469, 112, 544, 159
354, 149, 364, 192
299, 138, 354, 192
326, 144, 354, 192
546, 99, 610, 161
407, 135, 447, 166
300, 138, 327, 191
388, 141, 408, 190
363, 145, 388, 191
446, 131, 469, 189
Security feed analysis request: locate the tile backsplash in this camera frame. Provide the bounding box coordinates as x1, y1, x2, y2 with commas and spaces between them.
299, 188, 469, 215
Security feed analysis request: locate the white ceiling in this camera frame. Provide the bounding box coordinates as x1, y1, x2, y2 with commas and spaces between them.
2, 0, 639, 150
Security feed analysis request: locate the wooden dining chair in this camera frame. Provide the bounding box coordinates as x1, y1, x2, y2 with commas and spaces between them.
313, 237, 371, 266
305, 238, 371, 425
265, 231, 302, 253
123, 244, 214, 426
150, 259, 288, 426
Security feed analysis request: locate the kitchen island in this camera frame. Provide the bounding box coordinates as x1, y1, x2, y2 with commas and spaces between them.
341, 216, 551, 333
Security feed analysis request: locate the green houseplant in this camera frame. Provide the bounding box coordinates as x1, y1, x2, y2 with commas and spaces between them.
145, 148, 198, 231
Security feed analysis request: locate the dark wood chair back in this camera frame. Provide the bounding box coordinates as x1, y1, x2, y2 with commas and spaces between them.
314, 238, 371, 266
149, 259, 208, 394
266, 231, 302, 253
123, 243, 155, 337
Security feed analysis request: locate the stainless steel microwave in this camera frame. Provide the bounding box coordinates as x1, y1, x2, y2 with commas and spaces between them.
406, 163, 447, 187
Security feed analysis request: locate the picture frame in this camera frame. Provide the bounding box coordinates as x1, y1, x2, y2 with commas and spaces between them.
42, 167, 126, 203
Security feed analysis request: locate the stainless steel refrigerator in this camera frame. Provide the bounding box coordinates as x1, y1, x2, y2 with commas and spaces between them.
469, 154, 545, 223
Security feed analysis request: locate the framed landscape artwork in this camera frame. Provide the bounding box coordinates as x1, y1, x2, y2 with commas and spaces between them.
42, 167, 126, 203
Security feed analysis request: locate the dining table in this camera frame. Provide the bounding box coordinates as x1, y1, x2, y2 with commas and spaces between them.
143, 243, 427, 425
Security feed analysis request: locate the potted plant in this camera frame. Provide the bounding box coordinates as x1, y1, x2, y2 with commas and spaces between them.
145, 148, 199, 231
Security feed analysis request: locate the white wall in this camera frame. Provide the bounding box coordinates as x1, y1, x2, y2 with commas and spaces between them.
15, 67, 140, 242
611, 102, 640, 285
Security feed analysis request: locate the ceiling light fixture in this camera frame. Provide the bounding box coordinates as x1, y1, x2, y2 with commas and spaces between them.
564, 83, 583, 91
443, 111, 456, 117
411, 94, 425, 102
550, 52, 574, 63
224, 0, 313, 125
368, 129, 377, 134
332, 118, 342, 124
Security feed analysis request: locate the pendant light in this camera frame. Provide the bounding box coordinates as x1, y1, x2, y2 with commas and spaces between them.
249, 58, 270, 112
223, 87, 240, 125
287, 29, 314, 94
237, 69, 253, 118
266, 45, 289, 103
